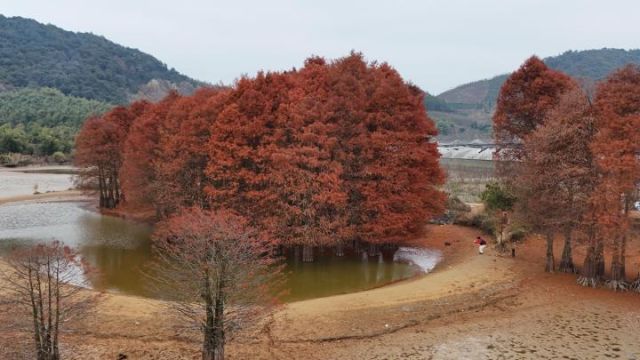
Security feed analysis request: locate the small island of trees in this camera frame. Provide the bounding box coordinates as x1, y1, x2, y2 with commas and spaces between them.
74, 52, 447, 262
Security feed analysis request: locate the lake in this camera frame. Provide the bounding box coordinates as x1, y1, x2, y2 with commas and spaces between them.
0, 166, 75, 197
0, 201, 437, 302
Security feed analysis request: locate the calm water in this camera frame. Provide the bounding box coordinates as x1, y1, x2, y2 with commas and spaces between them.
0, 201, 427, 302
0, 167, 75, 197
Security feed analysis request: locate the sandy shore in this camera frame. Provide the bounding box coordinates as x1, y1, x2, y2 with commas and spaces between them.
0, 189, 88, 206
1, 222, 639, 359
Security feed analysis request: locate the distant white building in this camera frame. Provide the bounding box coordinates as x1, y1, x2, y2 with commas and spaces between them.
438, 140, 495, 161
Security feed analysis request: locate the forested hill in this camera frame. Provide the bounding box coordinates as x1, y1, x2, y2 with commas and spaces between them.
0, 87, 112, 128
0, 15, 204, 160
0, 15, 199, 104
0, 88, 113, 157
432, 48, 640, 141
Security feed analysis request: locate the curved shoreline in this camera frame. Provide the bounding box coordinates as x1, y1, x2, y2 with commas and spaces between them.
2, 193, 639, 358
0, 194, 444, 303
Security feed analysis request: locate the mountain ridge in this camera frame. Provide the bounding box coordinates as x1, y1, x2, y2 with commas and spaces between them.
0, 15, 201, 104
430, 48, 640, 141
0, 15, 204, 159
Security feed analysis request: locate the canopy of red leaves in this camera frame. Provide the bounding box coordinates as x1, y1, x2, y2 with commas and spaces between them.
494, 56, 577, 159
76, 53, 446, 248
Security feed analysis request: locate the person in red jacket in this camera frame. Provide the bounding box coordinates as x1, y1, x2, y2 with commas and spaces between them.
474, 236, 487, 254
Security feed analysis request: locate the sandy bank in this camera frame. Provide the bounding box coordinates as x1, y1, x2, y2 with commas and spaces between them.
0, 189, 88, 206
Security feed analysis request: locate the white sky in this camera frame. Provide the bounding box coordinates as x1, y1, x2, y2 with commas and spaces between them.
2, 0, 639, 94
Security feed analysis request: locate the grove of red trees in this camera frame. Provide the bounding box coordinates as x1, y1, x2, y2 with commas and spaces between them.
75, 53, 446, 261
495, 57, 640, 291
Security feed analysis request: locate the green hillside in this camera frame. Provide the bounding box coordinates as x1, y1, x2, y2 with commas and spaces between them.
0, 15, 199, 104
0, 87, 112, 128
0, 15, 204, 160
0, 88, 112, 156
545, 49, 640, 80
424, 93, 453, 112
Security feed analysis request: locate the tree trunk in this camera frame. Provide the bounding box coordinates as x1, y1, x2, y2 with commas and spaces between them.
578, 245, 599, 287
596, 241, 605, 278
545, 233, 554, 273
607, 236, 627, 291
558, 227, 575, 273
114, 176, 121, 205
335, 243, 344, 257
202, 274, 219, 360
27, 268, 43, 360
213, 277, 225, 360
353, 239, 362, 254
495, 229, 505, 252
631, 272, 640, 293
361, 251, 368, 261
494, 216, 509, 252
368, 243, 379, 257
106, 175, 114, 209
98, 167, 106, 208
293, 246, 301, 264
620, 234, 627, 280
302, 245, 314, 263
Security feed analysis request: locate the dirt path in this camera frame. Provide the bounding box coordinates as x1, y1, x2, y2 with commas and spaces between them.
1, 224, 639, 359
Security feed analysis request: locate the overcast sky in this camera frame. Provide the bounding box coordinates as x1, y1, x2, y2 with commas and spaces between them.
2, 0, 639, 94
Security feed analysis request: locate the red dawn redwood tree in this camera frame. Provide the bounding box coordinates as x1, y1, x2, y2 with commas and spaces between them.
316, 54, 370, 254
75, 101, 149, 209
322, 53, 445, 256
591, 65, 640, 290
203, 54, 446, 258
493, 56, 576, 257
120, 92, 181, 213
154, 88, 227, 215
494, 56, 577, 160
357, 62, 445, 248
75, 116, 118, 208
520, 89, 597, 273
150, 208, 282, 360
269, 59, 347, 261
206, 72, 295, 236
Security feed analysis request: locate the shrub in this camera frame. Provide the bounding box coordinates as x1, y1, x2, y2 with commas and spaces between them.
480, 182, 516, 212
52, 151, 67, 164
470, 213, 495, 235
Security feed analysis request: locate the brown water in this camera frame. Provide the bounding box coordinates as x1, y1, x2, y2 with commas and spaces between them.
0, 201, 424, 302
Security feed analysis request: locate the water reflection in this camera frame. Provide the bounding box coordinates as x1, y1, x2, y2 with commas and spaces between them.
0, 201, 423, 302
0, 202, 153, 296
284, 251, 418, 301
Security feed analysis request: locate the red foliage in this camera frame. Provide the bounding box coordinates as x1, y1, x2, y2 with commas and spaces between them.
120, 92, 181, 211
153, 88, 226, 214
494, 56, 576, 160
75, 101, 150, 208
590, 65, 640, 285
591, 66, 640, 229
151, 208, 282, 358
77, 53, 446, 250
